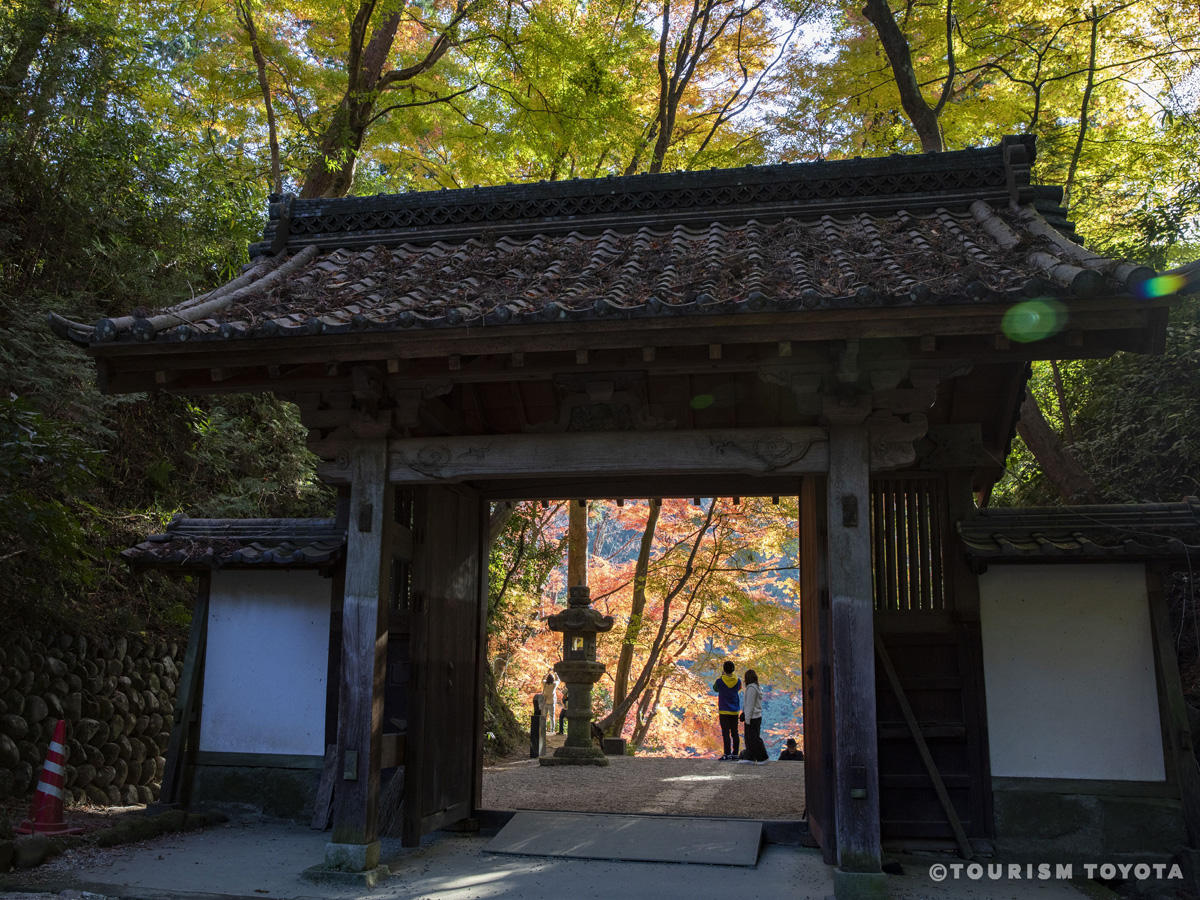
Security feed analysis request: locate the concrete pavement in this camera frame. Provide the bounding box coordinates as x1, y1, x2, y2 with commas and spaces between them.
0, 817, 1118, 900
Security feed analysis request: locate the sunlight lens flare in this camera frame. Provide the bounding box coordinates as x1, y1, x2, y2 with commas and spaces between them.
1135, 273, 1189, 299
1001, 298, 1068, 343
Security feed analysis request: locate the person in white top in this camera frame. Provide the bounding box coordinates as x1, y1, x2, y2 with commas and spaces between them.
541, 672, 559, 732
738, 669, 769, 764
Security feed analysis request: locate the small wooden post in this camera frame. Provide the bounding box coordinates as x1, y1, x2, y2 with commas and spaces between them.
326, 439, 391, 873
826, 424, 883, 879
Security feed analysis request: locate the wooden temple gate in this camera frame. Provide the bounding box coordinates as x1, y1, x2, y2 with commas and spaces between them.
54, 136, 1182, 889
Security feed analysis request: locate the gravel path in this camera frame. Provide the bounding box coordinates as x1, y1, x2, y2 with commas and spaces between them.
483, 754, 807, 820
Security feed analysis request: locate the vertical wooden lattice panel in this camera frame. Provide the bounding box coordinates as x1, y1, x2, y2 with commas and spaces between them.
871, 476, 948, 612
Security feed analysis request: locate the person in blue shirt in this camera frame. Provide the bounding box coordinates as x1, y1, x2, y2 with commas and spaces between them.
712, 660, 742, 760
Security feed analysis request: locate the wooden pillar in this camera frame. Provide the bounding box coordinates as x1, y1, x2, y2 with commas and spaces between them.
568, 500, 588, 587
800, 475, 838, 864
827, 424, 883, 876
1147, 566, 1200, 850
329, 439, 391, 858
159, 572, 209, 807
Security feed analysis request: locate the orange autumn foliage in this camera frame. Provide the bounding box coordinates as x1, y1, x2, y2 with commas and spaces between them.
490, 497, 803, 756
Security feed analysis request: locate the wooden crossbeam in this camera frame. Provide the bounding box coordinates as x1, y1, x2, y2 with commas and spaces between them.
315, 427, 830, 484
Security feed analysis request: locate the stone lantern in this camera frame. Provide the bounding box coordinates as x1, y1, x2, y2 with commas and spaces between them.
540, 584, 613, 766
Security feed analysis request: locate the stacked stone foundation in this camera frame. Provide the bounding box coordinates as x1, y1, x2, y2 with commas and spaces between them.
0, 629, 183, 807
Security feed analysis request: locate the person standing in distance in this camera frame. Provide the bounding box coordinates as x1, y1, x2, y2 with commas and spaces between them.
739, 669, 768, 764
779, 737, 804, 760
713, 660, 742, 760
542, 672, 560, 733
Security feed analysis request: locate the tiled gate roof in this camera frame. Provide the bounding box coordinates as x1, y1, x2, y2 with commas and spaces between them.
958, 498, 1200, 561
122, 517, 345, 569
50, 136, 1178, 349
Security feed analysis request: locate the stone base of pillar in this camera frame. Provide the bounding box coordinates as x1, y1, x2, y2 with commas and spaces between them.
301, 841, 390, 889
539, 744, 609, 766
301, 864, 391, 889
830, 868, 888, 900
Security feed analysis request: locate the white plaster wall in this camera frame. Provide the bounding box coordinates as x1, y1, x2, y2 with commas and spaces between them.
979, 563, 1164, 781
199, 570, 330, 756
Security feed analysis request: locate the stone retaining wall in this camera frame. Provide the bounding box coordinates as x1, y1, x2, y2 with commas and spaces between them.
0, 630, 183, 806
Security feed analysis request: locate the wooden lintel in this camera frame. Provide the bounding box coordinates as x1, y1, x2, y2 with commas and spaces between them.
314, 427, 830, 484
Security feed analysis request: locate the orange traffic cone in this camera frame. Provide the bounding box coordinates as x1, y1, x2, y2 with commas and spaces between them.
16, 719, 83, 836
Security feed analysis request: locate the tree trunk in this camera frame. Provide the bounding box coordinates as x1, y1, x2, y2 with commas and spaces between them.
631, 672, 668, 748
0, 0, 61, 118
299, 101, 368, 198
488, 502, 515, 546
1063, 7, 1099, 210
1048, 360, 1075, 447
299, 4, 405, 199
596, 501, 717, 733
237, 0, 282, 195
608, 502, 661, 736
860, 0, 945, 152
648, 0, 673, 174
1016, 390, 1099, 503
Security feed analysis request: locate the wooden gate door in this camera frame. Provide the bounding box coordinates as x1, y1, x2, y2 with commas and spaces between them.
871, 474, 993, 850
799, 475, 837, 863
402, 484, 486, 846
